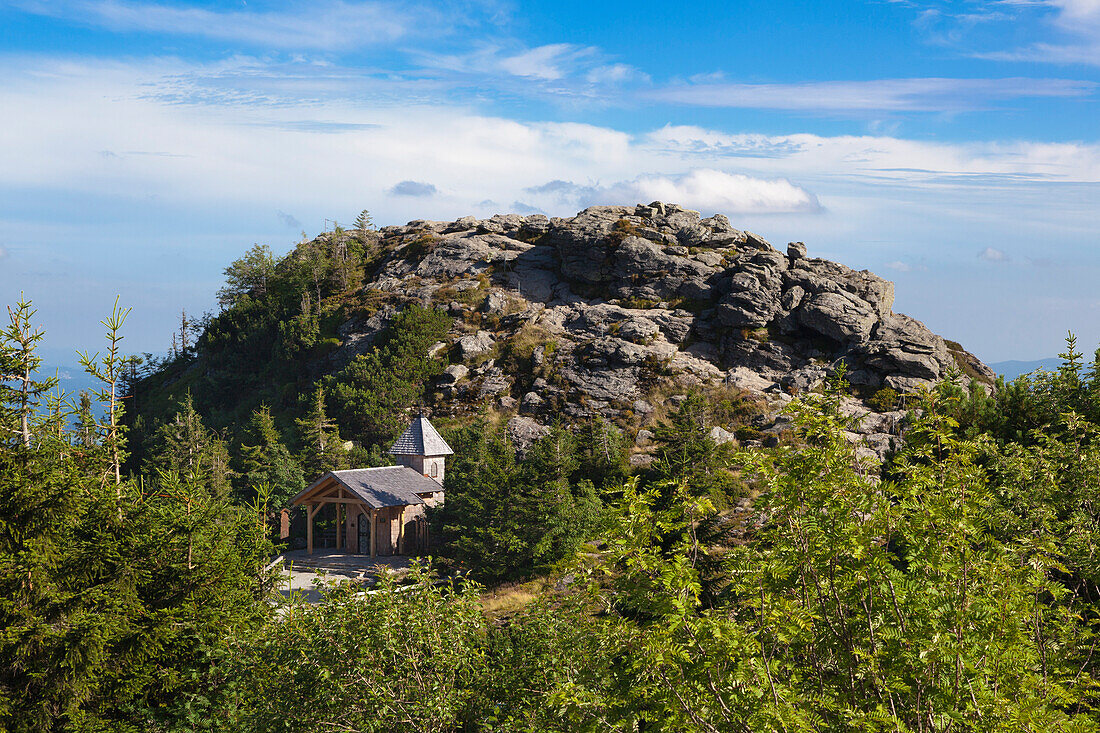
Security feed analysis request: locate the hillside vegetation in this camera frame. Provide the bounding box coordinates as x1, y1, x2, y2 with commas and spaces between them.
5, 206, 1100, 730
123, 203, 992, 501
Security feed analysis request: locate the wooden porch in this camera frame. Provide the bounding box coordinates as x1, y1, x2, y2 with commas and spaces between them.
290, 467, 438, 557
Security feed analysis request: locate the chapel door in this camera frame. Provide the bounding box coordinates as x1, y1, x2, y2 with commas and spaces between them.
357, 513, 369, 555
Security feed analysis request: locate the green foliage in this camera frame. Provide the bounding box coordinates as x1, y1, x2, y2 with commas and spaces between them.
0, 298, 275, 732
77, 296, 134, 488
218, 243, 276, 310
238, 404, 304, 508
946, 333, 1100, 443
439, 423, 604, 583
354, 209, 373, 232
326, 304, 451, 447
148, 393, 233, 498
126, 231, 374, 465
0, 295, 57, 449
581, 393, 1100, 731
17, 245, 1100, 731
733, 424, 762, 441
573, 419, 630, 489
868, 385, 899, 412
232, 565, 488, 732
651, 391, 737, 499
295, 385, 344, 477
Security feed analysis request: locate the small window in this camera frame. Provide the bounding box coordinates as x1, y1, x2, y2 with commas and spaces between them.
431, 462, 439, 478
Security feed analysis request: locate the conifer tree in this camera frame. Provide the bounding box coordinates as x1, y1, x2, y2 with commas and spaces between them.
651, 390, 735, 498
151, 393, 233, 498
0, 295, 56, 448
296, 384, 342, 477
77, 296, 133, 491
354, 209, 373, 232
240, 405, 304, 508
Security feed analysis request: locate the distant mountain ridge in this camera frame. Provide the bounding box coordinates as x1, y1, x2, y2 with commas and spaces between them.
35, 365, 101, 399
988, 358, 1064, 381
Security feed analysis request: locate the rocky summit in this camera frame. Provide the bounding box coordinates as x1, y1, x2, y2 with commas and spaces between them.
331, 202, 993, 456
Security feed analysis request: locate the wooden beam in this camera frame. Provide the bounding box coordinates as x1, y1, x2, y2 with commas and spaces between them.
295, 480, 340, 504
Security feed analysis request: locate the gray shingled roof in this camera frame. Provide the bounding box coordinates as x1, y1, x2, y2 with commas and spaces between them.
293, 467, 441, 509
389, 415, 454, 456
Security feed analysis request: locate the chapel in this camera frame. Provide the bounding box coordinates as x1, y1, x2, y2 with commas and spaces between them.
289, 415, 454, 557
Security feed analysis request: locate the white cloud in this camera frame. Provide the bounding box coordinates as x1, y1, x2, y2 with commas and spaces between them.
586, 63, 649, 85
4, 54, 1100, 363
411, 42, 643, 97
885, 260, 913, 271
648, 77, 1096, 113
643, 125, 1100, 185
978, 246, 1010, 262
10, 0, 415, 50
2, 54, 1100, 232
921, 0, 1100, 66
497, 44, 596, 81
522, 171, 818, 214
389, 181, 438, 197
599, 170, 820, 214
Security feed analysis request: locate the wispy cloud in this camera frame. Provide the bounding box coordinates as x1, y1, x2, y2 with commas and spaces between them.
410, 42, 646, 98
3, 54, 1100, 232
642, 125, 1100, 185
497, 44, 597, 81
978, 246, 1011, 262
906, 0, 1100, 66
648, 76, 1095, 113
9, 0, 437, 50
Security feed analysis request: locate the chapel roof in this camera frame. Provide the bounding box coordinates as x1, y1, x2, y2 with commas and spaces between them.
388, 415, 454, 456
291, 466, 440, 510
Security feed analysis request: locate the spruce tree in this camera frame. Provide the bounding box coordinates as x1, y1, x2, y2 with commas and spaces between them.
150, 393, 233, 498
240, 405, 304, 509
295, 385, 342, 477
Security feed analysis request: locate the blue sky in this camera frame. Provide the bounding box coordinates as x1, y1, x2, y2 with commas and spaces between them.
1, 0, 1099, 364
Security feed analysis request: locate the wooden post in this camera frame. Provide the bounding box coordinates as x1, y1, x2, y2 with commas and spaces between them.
346, 505, 357, 554
397, 506, 406, 555
336, 504, 343, 550
307, 503, 323, 555
370, 507, 377, 558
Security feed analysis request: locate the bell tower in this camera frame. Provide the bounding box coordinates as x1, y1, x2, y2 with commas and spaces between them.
388, 413, 454, 487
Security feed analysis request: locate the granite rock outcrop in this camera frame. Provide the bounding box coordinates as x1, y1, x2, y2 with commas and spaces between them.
333, 202, 993, 460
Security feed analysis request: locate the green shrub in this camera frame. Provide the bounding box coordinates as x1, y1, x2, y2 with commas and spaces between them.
868, 386, 899, 412
735, 425, 762, 442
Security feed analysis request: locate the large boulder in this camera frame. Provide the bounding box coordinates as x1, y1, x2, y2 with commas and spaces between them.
798, 292, 878, 344
456, 331, 496, 361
